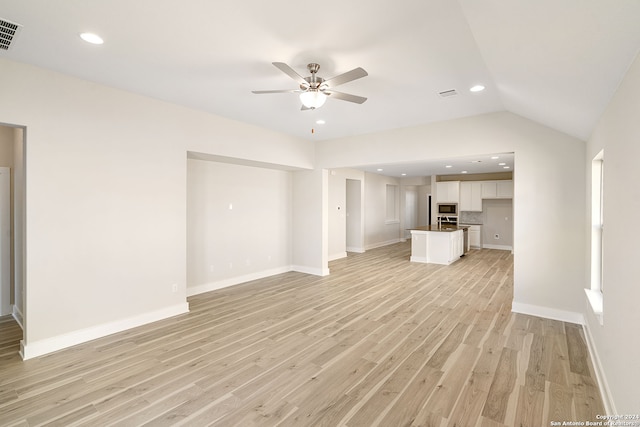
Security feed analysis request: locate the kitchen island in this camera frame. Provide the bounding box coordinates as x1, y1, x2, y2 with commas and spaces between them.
409, 225, 468, 265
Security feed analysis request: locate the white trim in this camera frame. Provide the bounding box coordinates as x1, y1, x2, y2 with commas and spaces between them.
364, 238, 401, 251
482, 243, 513, 251
410, 255, 428, 263
291, 265, 330, 276
21, 302, 189, 360
328, 252, 348, 262
12, 304, 24, 330
187, 267, 291, 297
346, 246, 365, 253
582, 318, 617, 415
511, 301, 585, 325
584, 288, 603, 325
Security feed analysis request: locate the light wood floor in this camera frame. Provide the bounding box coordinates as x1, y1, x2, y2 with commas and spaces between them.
0, 242, 604, 426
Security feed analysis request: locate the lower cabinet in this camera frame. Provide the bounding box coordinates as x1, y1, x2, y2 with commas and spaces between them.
410, 229, 464, 265
451, 229, 464, 259
460, 224, 482, 248
468, 225, 482, 248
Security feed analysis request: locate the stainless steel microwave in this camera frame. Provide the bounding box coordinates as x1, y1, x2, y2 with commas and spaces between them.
438, 203, 457, 215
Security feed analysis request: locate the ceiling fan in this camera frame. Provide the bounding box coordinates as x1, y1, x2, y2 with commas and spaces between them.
252, 62, 368, 110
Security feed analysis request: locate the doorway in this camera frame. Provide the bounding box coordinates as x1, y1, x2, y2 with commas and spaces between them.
0, 123, 26, 343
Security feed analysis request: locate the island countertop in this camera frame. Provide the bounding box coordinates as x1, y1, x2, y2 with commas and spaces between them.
409, 225, 469, 232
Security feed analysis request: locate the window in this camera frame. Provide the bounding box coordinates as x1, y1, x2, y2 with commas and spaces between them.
385, 184, 399, 224
586, 150, 604, 324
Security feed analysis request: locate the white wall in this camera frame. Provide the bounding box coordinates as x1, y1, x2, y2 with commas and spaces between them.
417, 184, 432, 226
0, 58, 313, 357
584, 53, 640, 413
482, 199, 513, 249
328, 171, 347, 261
316, 111, 587, 321
364, 172, 402, 249
346, 178, 364, 252
292, 169, 329, 276
186, 159, 292, 295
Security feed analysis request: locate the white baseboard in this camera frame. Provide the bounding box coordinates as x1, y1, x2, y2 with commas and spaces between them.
482, 243, 513, 251
328, 252, 348, 262
291, 265, 330, 277
364, 238, 401, 251
12, 304, 24, 330
187, 267, 291, 297
346, 246, 365, 253
20, 302, 189, 360
511, 301, 584, 325
582, 318, 617, 415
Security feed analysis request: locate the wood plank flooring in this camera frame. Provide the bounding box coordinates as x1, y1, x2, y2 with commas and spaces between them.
0, 242, 605, 426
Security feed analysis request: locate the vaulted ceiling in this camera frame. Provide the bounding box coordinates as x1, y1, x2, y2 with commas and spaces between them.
1, 0, 639, 145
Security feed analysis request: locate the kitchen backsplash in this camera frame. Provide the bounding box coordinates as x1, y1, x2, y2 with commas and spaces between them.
460, 211, 483, 224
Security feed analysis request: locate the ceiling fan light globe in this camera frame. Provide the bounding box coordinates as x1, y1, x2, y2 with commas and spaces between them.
300, 90, 327, 109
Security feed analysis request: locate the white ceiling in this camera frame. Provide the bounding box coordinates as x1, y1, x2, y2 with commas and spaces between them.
354, 152, 515, 178
1, 0, 639, 175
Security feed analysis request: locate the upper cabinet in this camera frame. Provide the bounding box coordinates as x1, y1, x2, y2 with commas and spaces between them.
481, 180, 513, 199
459, 181, 483, 211
497, 180, 514, 198
436, 181, 460, 203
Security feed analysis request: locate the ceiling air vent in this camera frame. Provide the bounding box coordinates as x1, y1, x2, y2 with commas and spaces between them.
438, 89, 458, 98
0, 18, 22, 51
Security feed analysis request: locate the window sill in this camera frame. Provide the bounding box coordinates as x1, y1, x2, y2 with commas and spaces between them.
384, 220, 400, 225
584, 288, 603, 325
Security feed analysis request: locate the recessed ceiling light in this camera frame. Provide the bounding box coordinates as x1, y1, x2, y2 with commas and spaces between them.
503, 166, 510, 169
498, 162, 506, 166
316, 119, 325, 125
445, 165, 452, 168
401, 173, 407, 176
471, 160, 482, 163
461, 171, 468, 174
80, 32, 104, 45
491, 156, 500, 160
377, 168, 383, 172
470, 85, 485, 92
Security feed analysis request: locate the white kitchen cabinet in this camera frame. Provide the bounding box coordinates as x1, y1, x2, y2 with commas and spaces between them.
468, 225, 482, 248
460, 181, 483, 211
436, 181, 460, 203
452, 229, 464, 259
410, 229, 463, 265
497, 180, 514, 198
481, 180, 513, 199
481, 181, 497, 199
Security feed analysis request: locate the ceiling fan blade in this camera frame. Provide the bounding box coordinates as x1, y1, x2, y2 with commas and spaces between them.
323, 67, 368, 88
300, 105, 312, 111
252, 89, 301, 94
325, 90, 367, 104
272, 62, 309, 87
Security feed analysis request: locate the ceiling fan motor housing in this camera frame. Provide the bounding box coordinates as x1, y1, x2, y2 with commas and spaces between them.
252, 61, 368, 107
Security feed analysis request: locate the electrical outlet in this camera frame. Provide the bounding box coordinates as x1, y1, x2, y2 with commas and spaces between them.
171, 284, 178, 293
210, 265, 215, 272
494, 234, 500, 239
